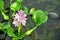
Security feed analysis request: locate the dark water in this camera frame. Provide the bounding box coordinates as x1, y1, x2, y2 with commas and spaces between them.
0, 0, 60, 40
23, 0, 60, 40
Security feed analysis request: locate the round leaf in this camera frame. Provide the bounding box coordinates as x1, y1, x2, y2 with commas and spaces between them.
32, 10, 48, 26
10, 2, 21, 11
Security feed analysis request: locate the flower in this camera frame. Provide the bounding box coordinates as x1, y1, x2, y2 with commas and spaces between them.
13, 10, 27, 27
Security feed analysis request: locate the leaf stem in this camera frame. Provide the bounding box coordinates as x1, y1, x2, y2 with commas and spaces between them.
11, 11, 15, 17
10, 0, 12, 5
1, 10, 9, 20
25, 25, 38, 36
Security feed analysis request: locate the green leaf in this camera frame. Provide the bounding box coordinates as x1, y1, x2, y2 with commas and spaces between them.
30, 8, 35, 14
0, 23, 4, 30
7, 27, 16, 37
25, 27, 37, 36
18, 34, 25, 39
23, 6, 28, 15
0, 22, 10, 30
16, 0, 23, 3
12, 37, 18, 40
1, 10, 9, 20
32, 10, 48, 26
3, 22, 10, 29
4, 22, 16, 37
0, 0, 4, 10
10, 1, 21, 11
3, 14, 9, 20
0, 22, 16, 38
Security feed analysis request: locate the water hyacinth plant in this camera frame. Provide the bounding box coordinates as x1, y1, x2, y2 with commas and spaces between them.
0, 0, 48, 40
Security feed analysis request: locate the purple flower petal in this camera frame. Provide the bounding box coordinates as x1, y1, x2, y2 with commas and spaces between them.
13, 10, 27, 27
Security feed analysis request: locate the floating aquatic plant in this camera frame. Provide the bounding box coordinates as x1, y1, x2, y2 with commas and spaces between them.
0, 0, 48, 40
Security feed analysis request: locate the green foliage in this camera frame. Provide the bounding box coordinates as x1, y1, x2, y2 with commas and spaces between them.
12, 38, 18, 40
1, 10, 9, 20
0, 0, 48, 40
0, 0, 4, 10
25, 27, 37, 36
19, 34, 25, 39
0, 23, 4, 30
3, 22, 11, 29
30, 8, 35, 14
32, 10, 48, 26
7, 27, 16, 37
23, 6, 28, 15
10, 1, 21, 11
0, 22, 16, 38
4, 22, 16, 37
3, 14, 9, 20
16, 0, 23, 3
